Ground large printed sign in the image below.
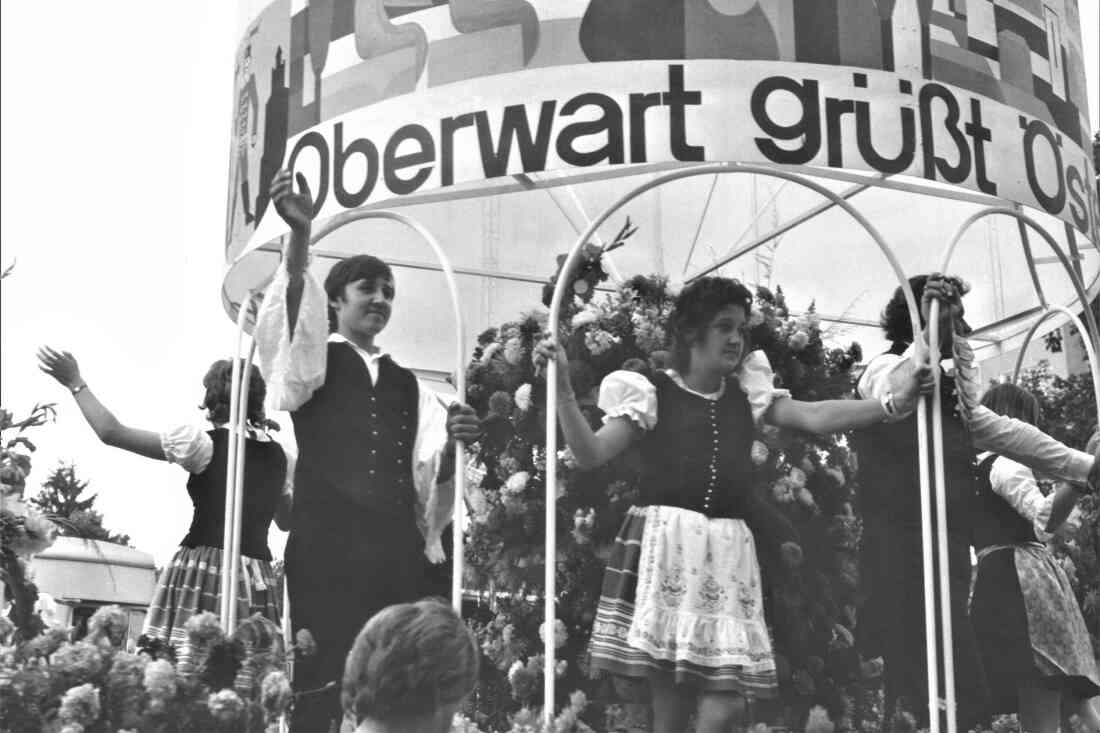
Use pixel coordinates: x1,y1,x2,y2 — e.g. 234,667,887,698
226,0,1098,262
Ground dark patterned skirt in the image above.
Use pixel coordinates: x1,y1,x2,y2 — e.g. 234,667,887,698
971,542,1100,711
587,505,777,696
143,545,279,664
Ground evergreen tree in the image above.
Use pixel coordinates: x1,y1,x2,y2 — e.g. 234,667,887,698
30,462,131,546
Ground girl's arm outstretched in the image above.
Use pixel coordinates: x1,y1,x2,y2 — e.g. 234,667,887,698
37,347,166,461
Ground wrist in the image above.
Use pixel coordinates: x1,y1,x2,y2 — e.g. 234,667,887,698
70,382,87,396
880,391,898,421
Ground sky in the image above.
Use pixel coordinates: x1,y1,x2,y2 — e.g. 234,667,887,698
1,2,1098,567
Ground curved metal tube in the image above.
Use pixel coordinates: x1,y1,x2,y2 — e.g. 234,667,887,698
307,208,468,611
544,162,935,729
1011,306,1100,417
939,207,1099,361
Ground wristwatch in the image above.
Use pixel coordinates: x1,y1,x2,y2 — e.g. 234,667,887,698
70,383,87,396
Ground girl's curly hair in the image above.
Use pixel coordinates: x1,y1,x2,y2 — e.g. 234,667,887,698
342,598,478,725
668,277,753,372
200,359,267,427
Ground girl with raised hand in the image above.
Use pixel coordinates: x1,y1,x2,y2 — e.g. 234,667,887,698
37,348,289,656
534,277,931,733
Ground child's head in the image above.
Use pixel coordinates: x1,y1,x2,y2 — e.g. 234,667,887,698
979,382,1041,428
342,598,478,732
324,255,394,334
200,359,266,426
668,277,753,374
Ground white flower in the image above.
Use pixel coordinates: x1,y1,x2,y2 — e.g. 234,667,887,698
555,659,568,677
513,383,532,412
788,330,810,351
539,619,568,649
584,329,620,356
750,441,769,466
479,342,502,364
788,467,807,489
570,307,599,328
503,471,530,495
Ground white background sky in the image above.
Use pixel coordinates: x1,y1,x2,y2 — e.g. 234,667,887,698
1,2,1098,567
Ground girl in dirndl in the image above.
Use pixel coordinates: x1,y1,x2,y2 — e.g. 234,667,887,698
970,383,1100,733
37,350,289,659
535,278,931,733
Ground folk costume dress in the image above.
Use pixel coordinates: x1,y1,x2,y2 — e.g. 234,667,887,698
254,264,455,731
143,423,286,662
970,453,1100,711
853,332,1094,727
587,351,796,698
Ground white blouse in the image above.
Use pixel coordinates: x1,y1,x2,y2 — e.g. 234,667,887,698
856,336,1092,484
252,264,455,563
159,423,278,475
596,350,792,429
978,452,1054,542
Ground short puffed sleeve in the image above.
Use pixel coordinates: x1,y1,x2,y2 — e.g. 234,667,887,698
597,370,658,430
738,350,792,424
160,424,214,474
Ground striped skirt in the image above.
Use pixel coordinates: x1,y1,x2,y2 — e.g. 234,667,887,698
588,505,777,696
143,545,280,662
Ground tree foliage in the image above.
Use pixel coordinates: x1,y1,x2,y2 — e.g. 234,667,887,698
31,463,131,546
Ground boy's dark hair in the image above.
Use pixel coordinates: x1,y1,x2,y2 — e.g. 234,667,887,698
669,277,754,372
342,598,479,724
980,382,1041,428
200,359,267,426
323,255,393,332
880,275,931,345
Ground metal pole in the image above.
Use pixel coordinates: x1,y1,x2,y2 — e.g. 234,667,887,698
227,342,256,633
220,299,252,629
545,162,930,730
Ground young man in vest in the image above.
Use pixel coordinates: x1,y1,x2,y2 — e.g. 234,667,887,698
255,170,482,732
853,274,1099,730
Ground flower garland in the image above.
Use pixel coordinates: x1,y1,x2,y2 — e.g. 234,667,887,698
0,608,292,732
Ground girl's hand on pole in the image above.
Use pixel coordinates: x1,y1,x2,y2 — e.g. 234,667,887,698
895,360,934,416
37,347,83,391
533,337,574,397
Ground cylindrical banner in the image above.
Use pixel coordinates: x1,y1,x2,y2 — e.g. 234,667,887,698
225,0,1097,268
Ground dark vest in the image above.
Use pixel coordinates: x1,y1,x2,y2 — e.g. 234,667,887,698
182,428,286,561
639,371,756,518
851,342,974,533
290,342,419,535
971,454,1039,550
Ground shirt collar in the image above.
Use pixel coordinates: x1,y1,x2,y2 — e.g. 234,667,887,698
665,369,726,400
328,332,389,360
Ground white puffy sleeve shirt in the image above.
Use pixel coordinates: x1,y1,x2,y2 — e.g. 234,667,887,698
856,337,1092,484
980,453,1055,542
596,350,791,428
253,263,453,562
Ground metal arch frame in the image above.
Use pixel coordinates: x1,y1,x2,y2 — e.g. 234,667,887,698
929,207,1100,731
221,209,470,648
934,206,1100,415
543,162,944,731
1011,307,1100,415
